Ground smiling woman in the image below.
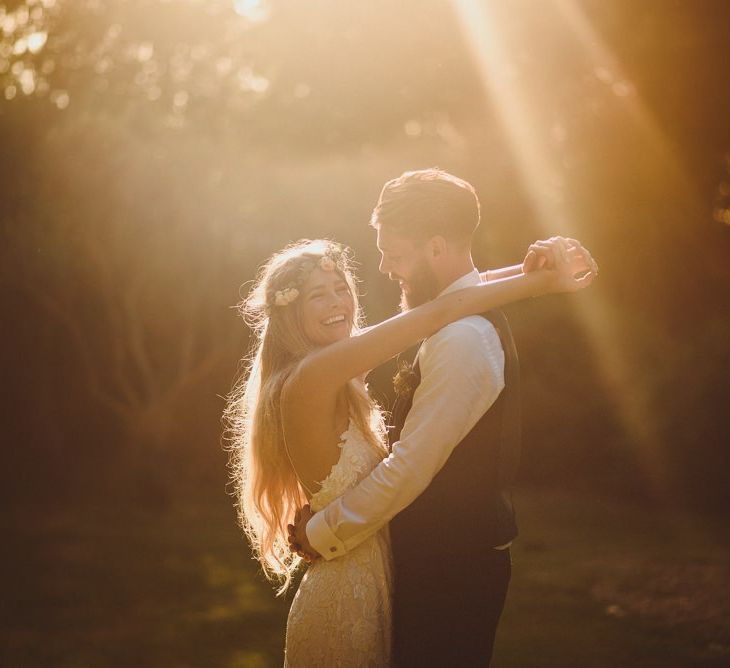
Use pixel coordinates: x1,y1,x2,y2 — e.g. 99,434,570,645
225,238,380,594
300,267,355,347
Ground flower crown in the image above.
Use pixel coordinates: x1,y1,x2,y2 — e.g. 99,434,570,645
269,249,346,309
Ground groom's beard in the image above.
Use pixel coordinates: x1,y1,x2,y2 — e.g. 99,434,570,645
399,259,439,312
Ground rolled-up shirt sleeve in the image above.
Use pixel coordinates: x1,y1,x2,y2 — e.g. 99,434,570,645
306,316,505,560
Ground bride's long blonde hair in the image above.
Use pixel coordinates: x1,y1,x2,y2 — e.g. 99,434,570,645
225,239,387,594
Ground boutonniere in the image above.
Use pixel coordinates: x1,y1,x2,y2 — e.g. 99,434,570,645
393,360,419,396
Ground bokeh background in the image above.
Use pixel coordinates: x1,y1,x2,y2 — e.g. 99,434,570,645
2,0,729,666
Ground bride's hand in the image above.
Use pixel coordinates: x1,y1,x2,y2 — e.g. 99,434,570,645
527,236,598,293
523,236,597,277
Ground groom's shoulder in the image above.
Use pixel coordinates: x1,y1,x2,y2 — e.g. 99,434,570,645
425,315,502,354
421,316,505,383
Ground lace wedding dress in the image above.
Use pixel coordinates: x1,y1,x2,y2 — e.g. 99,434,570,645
285,419,393,667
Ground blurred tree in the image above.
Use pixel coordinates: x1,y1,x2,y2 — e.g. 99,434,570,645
1,0,729,510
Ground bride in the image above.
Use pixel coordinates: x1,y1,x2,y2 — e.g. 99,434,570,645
226,237,595,666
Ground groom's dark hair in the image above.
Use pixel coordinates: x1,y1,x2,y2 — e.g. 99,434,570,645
370,168,480,244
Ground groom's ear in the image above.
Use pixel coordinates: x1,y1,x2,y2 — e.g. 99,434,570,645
428,235,448,259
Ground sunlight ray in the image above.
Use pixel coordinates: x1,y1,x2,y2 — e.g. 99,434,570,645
452,0,672,496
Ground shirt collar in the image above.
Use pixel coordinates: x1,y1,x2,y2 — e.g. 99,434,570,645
437,268,481,297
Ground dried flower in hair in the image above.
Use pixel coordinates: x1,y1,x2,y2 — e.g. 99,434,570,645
267,246,349,310
274,287,299,306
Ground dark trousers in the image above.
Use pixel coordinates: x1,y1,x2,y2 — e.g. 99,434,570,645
393,548,512,667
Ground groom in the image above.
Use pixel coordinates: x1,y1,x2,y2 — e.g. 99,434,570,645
292,169,543,665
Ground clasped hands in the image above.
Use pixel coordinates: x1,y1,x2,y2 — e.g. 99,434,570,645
523,236,598,287
286,236,598,563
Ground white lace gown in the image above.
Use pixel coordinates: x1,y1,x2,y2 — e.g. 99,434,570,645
285,419,393,667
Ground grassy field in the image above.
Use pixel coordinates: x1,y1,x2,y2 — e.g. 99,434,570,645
3,487,728,667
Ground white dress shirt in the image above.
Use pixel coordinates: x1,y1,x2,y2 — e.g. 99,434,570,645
306,269,506,560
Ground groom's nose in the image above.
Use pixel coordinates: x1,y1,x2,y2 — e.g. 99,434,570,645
378,255,390,275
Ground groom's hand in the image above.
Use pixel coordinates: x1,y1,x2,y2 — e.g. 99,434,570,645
287,504,321,563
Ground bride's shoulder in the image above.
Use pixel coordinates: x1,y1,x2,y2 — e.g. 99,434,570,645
280,363,302,399
281,356,319,395
280,364,339,434
283,356,346,422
